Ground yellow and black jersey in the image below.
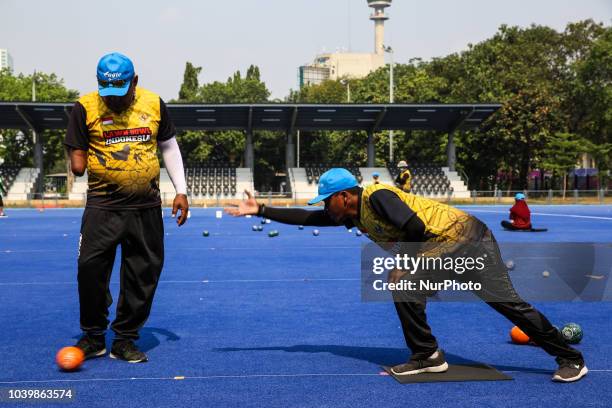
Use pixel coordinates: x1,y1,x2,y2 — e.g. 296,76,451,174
353,184,483,244
65,87,175,209
395,169,412,192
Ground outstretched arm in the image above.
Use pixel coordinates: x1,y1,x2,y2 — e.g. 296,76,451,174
225,191,339,227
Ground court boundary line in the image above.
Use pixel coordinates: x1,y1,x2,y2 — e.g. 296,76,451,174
0,278,361,286
0,246,360,254
1,370,611,385
0,373,382,384
467,209,612,221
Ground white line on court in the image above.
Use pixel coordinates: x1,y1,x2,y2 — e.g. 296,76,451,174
201,246,358,250
0,249,67,253
0,373,382,384
514,257,559,259
198,278,359,283
1,370,611,385
500,370,612,374
467,209,612,221
0,282,75,286
0,246,359,253
0,278,359,286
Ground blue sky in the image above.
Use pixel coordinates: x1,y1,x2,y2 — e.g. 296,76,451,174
1,0,610,100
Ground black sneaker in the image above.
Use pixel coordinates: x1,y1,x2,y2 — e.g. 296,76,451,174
110,340,148,363
391,349,449,376
552,359,588,382
75,335,106,359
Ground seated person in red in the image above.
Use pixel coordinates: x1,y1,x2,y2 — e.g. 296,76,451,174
501,193,531,230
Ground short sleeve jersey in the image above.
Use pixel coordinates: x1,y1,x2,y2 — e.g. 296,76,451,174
65,87,175,209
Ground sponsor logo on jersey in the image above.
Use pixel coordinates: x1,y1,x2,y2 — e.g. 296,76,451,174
101,117,114,126
102,127,152,146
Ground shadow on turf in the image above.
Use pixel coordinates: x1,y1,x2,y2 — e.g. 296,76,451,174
138,327,181,352
214,345,552,375
71,327,180,353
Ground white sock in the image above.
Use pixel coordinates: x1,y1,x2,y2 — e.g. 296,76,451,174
429,350,439,359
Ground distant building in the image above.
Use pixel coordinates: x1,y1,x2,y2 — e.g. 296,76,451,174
0,49,13,71
299,52,384,87
299,0,392,87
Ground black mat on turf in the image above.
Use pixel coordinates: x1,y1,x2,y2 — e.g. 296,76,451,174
382,363,513,383
503,228,548,232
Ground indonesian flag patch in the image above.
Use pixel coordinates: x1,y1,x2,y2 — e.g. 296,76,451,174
101,117,113,126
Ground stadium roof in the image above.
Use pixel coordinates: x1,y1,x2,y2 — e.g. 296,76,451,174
0,102,500,133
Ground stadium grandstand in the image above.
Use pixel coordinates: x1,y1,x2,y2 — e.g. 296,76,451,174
0,102,499,205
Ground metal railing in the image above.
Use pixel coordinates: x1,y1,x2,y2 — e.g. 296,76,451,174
3,188,610,208
469,189,610,204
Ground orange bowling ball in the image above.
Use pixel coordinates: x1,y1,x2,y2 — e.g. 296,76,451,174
510,326,530,344
56,346,84,371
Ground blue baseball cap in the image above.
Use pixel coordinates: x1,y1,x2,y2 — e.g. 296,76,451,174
308,168,359,205
372,172,380,178
515,193,525,200
96,52,134,97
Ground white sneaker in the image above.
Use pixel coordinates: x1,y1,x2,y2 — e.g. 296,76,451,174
552,360,588,382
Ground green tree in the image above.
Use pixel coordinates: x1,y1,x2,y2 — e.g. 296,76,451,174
175,64,270,165
199,66,270,103
429,22,608,189
178,62,202,101
491,87,564,189
294,80,346,103
541,133,593,197
174,64,282,189
567,24,611,145
0,69,78,172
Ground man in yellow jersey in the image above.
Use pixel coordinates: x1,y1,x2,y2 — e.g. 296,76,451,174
65,52,189,363
226,168,587,383
395,160,411,192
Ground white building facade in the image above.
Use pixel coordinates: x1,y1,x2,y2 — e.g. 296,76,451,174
0,49,14,71
299,0,391,87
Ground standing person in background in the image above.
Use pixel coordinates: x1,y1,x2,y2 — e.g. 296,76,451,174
395,160,412,193
65,52,189,363
501,193,531,230
372,172,380,184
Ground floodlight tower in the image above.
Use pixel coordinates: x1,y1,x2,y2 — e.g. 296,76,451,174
368,0,392,55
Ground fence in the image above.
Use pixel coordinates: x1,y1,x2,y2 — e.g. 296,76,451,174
468,189,610,205
5,188,611,208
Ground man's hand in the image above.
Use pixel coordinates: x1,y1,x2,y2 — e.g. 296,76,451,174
172,194,189,226
225,190,259,217
388,268,407,284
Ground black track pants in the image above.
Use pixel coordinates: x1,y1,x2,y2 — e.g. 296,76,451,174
393,228,583,363
77,206,164,340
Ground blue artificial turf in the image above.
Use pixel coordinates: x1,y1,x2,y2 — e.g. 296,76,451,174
0,205,610,407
